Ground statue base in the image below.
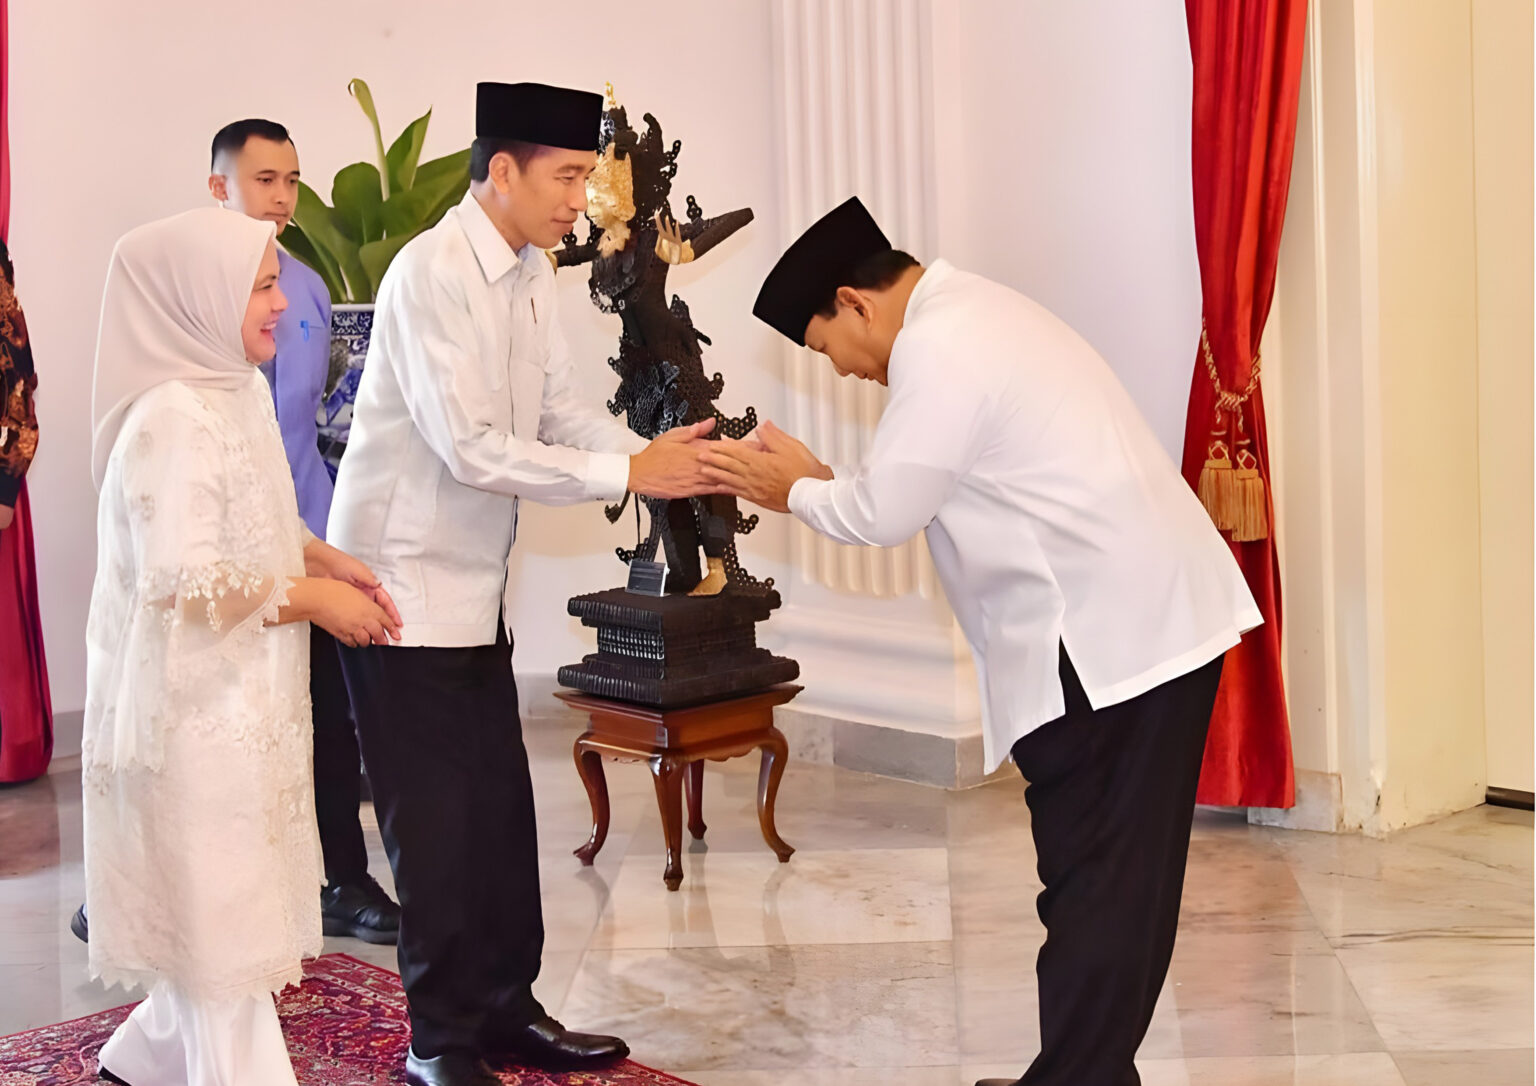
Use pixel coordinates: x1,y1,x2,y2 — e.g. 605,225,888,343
557,587,800,708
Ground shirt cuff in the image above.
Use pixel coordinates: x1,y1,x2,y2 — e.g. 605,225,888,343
788,475,835,521
586,452,633,503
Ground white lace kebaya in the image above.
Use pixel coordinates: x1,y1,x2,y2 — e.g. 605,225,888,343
82,208,322,1019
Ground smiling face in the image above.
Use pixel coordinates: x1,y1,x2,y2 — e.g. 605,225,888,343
241,240,287,364
489,146,599,251
211,136,302,231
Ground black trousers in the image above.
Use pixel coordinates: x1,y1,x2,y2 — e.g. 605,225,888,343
310,625,370,886
339,622,545,1058
1011,649,1223,1086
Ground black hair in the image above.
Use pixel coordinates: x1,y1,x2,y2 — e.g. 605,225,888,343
210,119,293,169
814,249,922,317
470,138,545,182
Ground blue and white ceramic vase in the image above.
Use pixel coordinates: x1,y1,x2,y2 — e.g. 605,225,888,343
317,303,374,479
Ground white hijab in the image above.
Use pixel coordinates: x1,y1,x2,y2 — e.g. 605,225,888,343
90,207,277,488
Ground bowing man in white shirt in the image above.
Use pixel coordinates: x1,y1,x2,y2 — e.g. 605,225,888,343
702,198,1263,1086
327,82,717,1086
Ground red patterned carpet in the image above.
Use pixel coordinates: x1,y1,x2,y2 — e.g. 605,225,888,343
0,954,694,1085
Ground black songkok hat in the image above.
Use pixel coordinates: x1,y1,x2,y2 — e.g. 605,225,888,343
753,197,892,346
475,82,603,151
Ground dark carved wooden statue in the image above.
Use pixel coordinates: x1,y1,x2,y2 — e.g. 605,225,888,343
556,85,766,597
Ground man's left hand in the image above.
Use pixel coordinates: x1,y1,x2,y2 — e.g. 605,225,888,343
700,421,832,514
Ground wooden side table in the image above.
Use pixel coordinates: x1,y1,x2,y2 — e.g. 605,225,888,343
555,684,802,890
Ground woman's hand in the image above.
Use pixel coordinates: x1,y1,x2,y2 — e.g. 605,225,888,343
306,579,402,648
303,538,403,630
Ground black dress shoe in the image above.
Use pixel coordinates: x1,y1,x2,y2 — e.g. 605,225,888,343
321,876,400,945
404,1047,501,1086
71,904,89,944
98,1066,131,1085
483,1015,629,1071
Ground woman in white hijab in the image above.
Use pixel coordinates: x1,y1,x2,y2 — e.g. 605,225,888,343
84,207,403,1086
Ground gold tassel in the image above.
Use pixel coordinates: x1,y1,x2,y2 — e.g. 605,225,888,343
1198,320,1270,542
1230,451,1270,542
1198,442,1237,530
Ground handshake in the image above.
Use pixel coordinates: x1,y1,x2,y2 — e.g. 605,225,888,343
625,418,833,513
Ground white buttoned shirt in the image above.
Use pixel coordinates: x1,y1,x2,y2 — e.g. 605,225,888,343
329,192,646,647
788,261,1262,771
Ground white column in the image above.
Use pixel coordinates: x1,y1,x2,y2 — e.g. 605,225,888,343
766,0,984,782
1262,0,1495,833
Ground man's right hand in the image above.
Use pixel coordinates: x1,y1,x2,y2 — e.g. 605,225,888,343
628,418,719,499
0,505,12,532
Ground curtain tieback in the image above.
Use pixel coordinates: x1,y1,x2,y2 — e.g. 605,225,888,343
1196,320,1269,542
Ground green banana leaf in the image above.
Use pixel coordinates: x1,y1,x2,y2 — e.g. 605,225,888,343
348,78,391,200
282,82,470,303
386,109,432,195
290,181,369,302
378,149,471,237
331,162,386,245
359,231,421,298
278,221,347,303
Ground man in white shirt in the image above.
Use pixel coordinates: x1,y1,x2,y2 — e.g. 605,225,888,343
329,82,715,1086
703,198,1263,1086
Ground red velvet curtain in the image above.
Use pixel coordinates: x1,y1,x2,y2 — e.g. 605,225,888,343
1181,0,1306,808
0,0,55,784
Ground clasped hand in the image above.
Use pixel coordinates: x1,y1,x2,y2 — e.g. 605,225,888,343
303,538,404,648
629,417,729,499
700,421,832,514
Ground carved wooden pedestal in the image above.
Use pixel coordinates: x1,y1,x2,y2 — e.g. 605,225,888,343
555,684,801,890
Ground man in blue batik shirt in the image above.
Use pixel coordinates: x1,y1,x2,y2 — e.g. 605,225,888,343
209,119,401,942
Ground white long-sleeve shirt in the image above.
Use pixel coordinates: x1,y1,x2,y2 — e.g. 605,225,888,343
329,192,646,647
788,260,1262,771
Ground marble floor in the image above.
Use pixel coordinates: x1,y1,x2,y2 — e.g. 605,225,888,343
1,716,1531,1086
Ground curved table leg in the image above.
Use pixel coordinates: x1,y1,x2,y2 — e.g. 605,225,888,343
651,754,687,890
685,760,708,840
757,727,795,863
573,737,610,866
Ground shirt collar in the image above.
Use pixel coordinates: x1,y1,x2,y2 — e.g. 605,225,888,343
887,259,953,383
904,258,951,318
455,190,538,285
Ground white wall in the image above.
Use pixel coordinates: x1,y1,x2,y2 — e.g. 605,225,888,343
10,0,788,714
1471,0,1535,795
1264,0,1531,832
1373,0,1489,826
931,0,1203,461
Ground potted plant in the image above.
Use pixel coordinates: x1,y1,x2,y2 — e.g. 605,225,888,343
281,78,470,473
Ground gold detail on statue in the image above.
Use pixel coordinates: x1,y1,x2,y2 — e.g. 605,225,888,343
586,142,636,257
654,211,695,265
688,556,728,597
1196,321,1268,542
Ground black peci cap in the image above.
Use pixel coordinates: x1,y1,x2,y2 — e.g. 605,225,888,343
753,197,892,346
476,81,603,151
